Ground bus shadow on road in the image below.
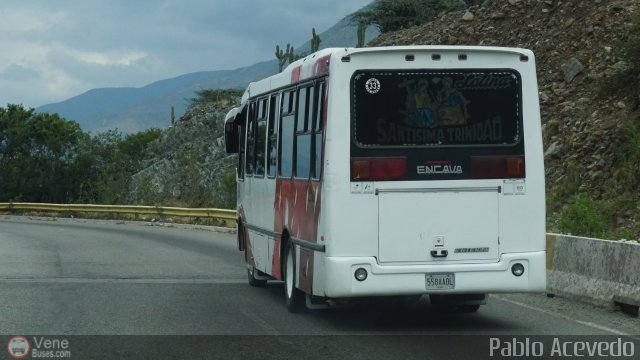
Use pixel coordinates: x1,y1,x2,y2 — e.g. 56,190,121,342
259,282,517,334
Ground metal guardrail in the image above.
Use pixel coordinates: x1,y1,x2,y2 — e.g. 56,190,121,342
0,202,236,223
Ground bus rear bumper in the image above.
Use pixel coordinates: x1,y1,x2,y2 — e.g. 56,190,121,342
322,251,546,298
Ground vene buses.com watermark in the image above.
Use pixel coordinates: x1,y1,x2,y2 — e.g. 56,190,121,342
7,336,72,359
489,337,635,358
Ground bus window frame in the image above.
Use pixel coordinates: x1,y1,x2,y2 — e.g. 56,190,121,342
254,97,269,178
294,84,314,180
266,93,280,179
245,101,257,177
278,89,297,179
311,80,325,181
349,68,524,150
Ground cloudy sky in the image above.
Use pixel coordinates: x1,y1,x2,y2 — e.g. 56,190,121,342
0,0,372,108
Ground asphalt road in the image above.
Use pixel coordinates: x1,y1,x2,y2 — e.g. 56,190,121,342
0,215,637,359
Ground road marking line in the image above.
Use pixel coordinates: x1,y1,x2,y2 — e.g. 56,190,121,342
0,278,246,284
493,295,640,340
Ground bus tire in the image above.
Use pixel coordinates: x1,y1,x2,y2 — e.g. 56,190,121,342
284,241,303,312
247,266,267,287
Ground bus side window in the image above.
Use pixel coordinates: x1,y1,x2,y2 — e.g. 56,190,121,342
267,94,279,178
254,98,268,177
279,90,296,178
295,86,312,179
312,81,325,180
245,101,257,176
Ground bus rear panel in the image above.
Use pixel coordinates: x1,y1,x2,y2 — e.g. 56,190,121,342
319,47,545,299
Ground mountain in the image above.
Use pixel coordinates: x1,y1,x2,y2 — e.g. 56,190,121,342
37,61,275,133
36,10,379,134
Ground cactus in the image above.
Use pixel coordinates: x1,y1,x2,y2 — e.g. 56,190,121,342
287,45,301,64
357,21,366,48
311,28,322,53
275,43,295,73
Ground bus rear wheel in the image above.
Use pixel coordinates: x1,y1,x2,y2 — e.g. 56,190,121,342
284,242,303,312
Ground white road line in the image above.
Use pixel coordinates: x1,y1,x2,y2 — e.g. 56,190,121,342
492,295,640,340
0,278,246,284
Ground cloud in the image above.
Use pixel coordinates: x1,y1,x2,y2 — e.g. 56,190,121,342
1,64,40,81
0,8,68,33
65,49,150,67
0,0,373,108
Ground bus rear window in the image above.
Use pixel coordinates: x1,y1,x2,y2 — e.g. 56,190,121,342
351,69,522,147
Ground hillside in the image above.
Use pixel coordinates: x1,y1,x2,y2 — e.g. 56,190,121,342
371,0,639,238
127,90,241,210
36,61,275,134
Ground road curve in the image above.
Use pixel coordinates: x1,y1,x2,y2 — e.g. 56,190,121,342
0,215,637,359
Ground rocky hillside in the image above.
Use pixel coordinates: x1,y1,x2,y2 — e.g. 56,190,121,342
128,93,240,210
370,0,640,238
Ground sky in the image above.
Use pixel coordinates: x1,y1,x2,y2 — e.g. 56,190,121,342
0,0,372,109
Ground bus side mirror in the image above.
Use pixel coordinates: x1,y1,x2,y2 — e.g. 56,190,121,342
224,105,245,154
224,122,239,154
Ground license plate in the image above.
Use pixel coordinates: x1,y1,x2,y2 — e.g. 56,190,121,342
425,273,455,290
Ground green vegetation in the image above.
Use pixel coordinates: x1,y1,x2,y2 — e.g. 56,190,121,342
311,28,321,53
547,115,640,240
0,89,239,211
357,21,367,48
0,104,162,204
128,88,241,210
275,43,296,73
545,16,640,241
83,128,163,204
275,28,323,73
188,88,243,107
547,121,640,240
0,105,87,203
553,192,637,240
558,193,610,238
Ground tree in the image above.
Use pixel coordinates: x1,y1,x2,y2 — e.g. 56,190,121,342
0,104,88,203
84,128,162,204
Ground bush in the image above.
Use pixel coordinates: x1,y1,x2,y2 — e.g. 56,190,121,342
558,193,610,238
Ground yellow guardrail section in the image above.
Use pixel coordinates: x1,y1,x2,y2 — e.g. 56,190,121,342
0,202,236,222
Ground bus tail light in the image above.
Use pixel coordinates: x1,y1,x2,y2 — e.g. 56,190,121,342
470,156,525,179
351,157,407,181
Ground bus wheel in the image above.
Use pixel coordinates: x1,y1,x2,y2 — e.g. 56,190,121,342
247,266,266,287
284,242,303,312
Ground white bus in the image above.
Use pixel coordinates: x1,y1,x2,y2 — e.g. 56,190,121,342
225,46,546,312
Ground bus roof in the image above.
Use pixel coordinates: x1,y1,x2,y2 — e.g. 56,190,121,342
241,45,534,102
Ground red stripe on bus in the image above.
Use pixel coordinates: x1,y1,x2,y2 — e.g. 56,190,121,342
291,65,301,83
